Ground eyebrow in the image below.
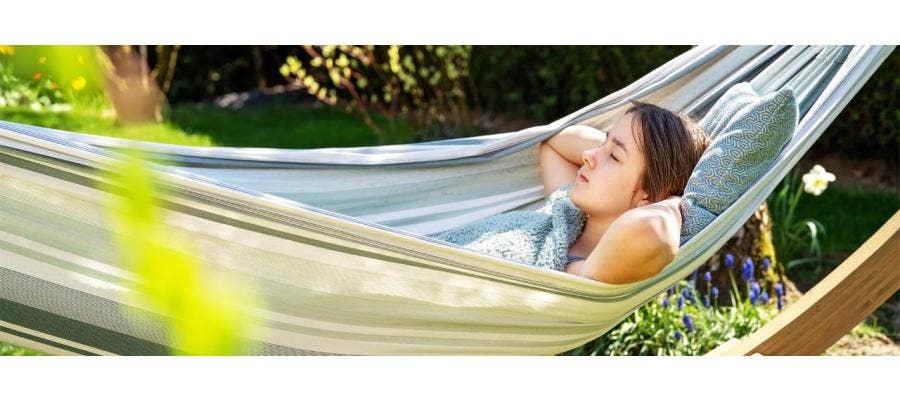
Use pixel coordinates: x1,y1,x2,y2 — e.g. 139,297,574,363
611,137,629,157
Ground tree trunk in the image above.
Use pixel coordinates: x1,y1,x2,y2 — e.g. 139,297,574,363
251,45,267,89
151,45,181,95
694,201,785,307
99,45,167,124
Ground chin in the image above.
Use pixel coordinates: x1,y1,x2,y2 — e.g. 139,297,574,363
568,190,586,210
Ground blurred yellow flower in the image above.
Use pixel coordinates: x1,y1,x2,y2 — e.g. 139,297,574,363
802,164,836,196
0,45,14,55
38,56,46,64
71,76,87,91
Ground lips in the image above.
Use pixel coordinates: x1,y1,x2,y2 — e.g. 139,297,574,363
577,170,589,183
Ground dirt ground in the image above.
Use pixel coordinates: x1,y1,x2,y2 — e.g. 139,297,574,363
825,329,900,356
795,150,899,191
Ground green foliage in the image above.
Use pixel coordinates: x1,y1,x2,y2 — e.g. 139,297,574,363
117,45,894,163
469,46,691,122
0,45,106,109
101,151,260,355
0,55,67,110
812,49,899,163
768,171,826,273
567,279,779,356
280,45,474,141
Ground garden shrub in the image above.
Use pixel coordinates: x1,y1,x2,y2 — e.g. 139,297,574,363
566,257,785,356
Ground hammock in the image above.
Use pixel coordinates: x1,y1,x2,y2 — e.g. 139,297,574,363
0,45,893,355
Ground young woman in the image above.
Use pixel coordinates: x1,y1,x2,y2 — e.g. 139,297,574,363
540,102,708,284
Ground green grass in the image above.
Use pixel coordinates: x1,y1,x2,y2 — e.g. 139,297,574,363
792,183,899,261
0,103,415,149
168,104,415,148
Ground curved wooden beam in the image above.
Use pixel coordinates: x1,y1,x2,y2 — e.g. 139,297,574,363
708,210,900,356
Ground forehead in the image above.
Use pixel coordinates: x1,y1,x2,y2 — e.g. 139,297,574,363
609,112,643,152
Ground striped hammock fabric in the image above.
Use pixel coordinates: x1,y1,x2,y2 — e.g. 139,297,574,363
0,45,893,355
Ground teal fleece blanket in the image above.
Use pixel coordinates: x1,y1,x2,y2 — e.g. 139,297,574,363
430,184,587,272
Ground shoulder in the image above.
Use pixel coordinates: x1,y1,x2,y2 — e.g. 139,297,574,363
578,199,682,283
619,203,680,241
614,199,682,256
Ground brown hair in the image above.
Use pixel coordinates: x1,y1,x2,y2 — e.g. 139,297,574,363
625,101,710,203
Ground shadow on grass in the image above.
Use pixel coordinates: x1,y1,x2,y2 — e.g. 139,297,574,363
167,103,416,149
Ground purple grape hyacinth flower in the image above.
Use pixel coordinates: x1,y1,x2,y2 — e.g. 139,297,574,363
677,296,685,310
662,296,670,308
749,290,758,306
760,291,769,304
703,271,712,283
777,298,784,310
682,314,695,333
711,286,719,299
674,331,682,340
775,283,784,298
724,253,734,269
762,257,771,272
682,288,696,305
750,282,761,296
702,295,710,308
742,258,755,281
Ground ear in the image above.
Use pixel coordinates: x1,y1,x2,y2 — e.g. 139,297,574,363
633,187,652,207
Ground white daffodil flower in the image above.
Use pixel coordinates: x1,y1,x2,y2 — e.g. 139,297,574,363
802,164,836,196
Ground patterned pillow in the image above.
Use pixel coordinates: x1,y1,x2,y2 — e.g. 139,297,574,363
680,82,798,245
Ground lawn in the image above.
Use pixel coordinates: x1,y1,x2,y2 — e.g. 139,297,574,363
0,102,415,149
794,183,899,257
784,182,899,290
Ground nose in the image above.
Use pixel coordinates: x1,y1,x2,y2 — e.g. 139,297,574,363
582,148,596,169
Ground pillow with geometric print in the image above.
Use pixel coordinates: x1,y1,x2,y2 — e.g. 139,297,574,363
680,82,798,245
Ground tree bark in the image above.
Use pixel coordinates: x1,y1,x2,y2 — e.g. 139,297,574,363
99,45,167,124
694,202,784,307
251,45,267,89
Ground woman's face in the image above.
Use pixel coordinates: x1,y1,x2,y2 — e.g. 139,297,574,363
569,112,651,217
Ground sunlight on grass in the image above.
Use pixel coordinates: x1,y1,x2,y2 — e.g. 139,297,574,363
1,103,415,149
0,106,214,146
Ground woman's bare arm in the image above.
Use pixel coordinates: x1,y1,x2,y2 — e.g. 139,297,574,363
546,124,608,164
539,124,607,195
566,197,683,284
